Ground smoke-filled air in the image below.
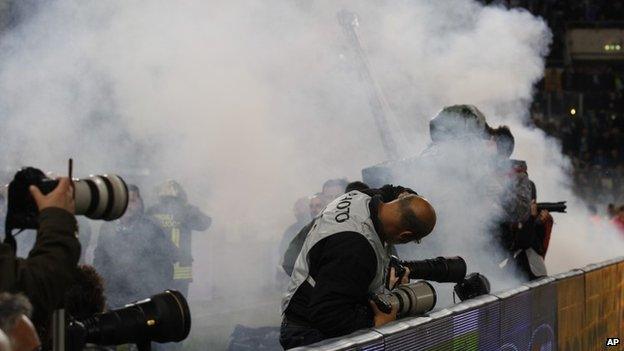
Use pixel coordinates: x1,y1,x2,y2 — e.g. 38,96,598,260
0,0,621,349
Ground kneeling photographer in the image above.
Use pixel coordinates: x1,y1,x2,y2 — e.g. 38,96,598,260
280,189,437,349
0,177,80,337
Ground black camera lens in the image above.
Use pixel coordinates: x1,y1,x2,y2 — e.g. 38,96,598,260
71,290,191,348
402,256,467,283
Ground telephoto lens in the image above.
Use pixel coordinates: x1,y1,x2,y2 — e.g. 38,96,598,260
401,256,467,283
372,281,436,318
37,174,129,221
68,290,191,350
70,174,128,220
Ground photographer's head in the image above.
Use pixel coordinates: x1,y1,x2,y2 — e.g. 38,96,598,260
64,265,106,319
0,293,40,351
379,195,436,244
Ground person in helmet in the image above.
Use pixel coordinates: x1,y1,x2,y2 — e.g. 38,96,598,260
147,180,212,298
428,104,490,143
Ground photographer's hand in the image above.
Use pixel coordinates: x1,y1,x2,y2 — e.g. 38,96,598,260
29,177,75,214
369,299,397,327
388,267,411,290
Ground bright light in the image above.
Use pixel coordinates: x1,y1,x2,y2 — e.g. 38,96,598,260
604,44,622,51
570,108,576,116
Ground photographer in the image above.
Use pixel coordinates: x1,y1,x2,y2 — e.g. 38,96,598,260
0,178,80,337
280,189,436,349
492,127,553,281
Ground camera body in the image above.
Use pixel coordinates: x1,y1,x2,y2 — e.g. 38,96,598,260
5,167,57,234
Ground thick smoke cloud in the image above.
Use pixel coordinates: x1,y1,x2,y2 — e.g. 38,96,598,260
0,0,621,348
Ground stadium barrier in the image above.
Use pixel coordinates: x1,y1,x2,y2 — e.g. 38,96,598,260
295,257,624,351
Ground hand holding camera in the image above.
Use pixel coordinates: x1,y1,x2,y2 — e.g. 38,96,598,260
29,177,75,214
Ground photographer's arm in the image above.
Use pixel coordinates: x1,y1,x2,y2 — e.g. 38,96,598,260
14,178,80,328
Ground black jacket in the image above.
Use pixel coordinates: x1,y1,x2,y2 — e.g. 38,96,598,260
284,196,386,338
0,208,80,334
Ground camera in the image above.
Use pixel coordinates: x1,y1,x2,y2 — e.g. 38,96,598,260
371,281,436,318
63,290,191,351
389,255,467,284
5,167,128,236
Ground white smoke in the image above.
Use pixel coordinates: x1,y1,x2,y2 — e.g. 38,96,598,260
0,0,621,349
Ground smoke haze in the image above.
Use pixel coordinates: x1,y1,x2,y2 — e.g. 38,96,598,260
0,0,621,348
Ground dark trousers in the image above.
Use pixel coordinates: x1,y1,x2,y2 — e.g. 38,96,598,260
279,318,325,350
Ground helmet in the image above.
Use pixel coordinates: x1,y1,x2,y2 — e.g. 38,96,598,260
429,104,489,142
156,180,188,202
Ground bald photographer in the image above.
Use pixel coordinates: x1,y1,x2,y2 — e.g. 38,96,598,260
280,188,436,349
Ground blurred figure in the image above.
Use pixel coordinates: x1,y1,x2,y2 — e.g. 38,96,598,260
147,180,211,298
491,125,553,281
308,193,325,218
588,204,602,225
320,178,349,203
0,293,40,351
276,197,311,287
94,185,177,308
278,197,310,264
